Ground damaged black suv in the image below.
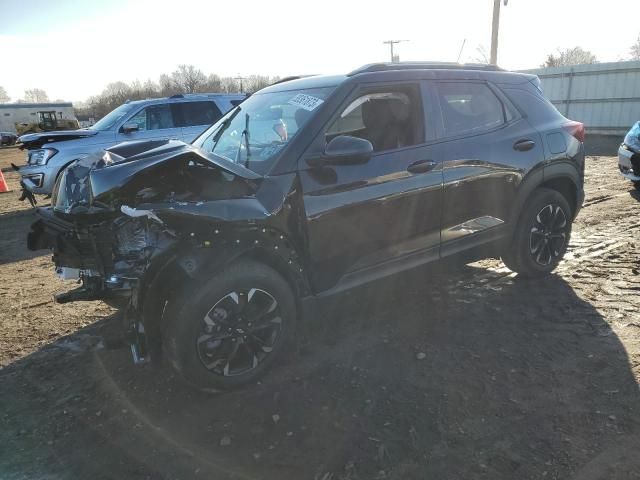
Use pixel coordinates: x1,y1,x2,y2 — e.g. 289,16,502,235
28,63,585,390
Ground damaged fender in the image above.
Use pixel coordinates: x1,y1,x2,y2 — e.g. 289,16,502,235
27,139,311,361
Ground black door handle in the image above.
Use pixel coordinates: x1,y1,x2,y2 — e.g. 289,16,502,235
514,139,535,152
407,160,437,174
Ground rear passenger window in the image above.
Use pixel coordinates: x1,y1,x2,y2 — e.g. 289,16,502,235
436,83,505,136
180,101,222,127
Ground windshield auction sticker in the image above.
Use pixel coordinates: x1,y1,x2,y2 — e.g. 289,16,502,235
288,94,324,111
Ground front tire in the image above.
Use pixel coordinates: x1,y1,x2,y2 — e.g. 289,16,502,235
502,188,572,277
163,259,296,391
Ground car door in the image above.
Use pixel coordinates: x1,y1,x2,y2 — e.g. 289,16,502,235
299,82,444,293
177,101,224,143
117,104,182,143
429,80,545,257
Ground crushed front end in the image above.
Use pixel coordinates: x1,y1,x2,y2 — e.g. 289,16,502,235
26,140,290,364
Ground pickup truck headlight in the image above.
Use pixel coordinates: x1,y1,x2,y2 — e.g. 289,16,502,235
28,148,58,166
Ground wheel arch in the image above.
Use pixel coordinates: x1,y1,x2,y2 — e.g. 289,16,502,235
538,175,578,218
510,163,581,223
138,225,310,360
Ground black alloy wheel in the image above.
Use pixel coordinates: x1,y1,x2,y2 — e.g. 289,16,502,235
196,288,283,377
529,204,569,267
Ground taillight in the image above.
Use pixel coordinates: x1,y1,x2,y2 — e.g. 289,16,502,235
564,121,585,143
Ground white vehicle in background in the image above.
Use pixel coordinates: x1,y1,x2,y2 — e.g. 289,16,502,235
15,93,246,196
618,121,640,190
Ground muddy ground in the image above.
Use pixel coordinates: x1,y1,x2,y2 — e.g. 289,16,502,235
1,148,639,480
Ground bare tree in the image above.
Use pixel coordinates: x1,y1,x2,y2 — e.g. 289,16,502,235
0,86,9,103
86,82,132,118
472,45,490,64
204,74,223,92
158,74,177,97
220,77,240,93
170,64,207,94
542,47,597,68
244,75,278,93
630,34,640,60
23,88,49,103
129,79,160,100
81,68,282,121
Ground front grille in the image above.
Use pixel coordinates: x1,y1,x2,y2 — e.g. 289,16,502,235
630,152,640,176
35,208,114,274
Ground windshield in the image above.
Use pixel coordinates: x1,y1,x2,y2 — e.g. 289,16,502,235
89,104,135,131
193,87,333,173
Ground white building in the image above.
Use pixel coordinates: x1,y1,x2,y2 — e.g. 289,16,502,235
0,102,76,133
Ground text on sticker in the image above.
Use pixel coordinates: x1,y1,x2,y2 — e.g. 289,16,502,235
288,94,324,111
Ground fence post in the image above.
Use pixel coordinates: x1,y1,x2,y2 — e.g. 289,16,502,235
565,67,575,118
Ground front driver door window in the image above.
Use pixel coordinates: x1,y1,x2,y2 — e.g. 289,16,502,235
299,83,444,291
119,104,181,142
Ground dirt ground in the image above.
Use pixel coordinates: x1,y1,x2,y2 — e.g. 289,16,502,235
1,147,639,480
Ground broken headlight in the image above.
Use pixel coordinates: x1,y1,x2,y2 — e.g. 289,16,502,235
51,165,93,214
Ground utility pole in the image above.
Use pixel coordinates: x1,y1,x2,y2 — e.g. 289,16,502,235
235,74,247,93
383,40,409,63
490,0,508,65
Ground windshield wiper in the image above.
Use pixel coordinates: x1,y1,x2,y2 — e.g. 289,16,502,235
235,113,251,169
211,108,240,152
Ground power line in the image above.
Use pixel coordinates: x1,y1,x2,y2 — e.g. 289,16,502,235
234,75,247,93
382,40,409,63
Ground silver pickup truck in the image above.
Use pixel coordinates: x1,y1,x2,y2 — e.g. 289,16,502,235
16,93,245,196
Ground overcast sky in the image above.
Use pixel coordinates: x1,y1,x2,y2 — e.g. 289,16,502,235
0,0,637,103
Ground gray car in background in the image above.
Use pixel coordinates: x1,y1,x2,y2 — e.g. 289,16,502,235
16,93,246,195
1,131,18,146
618,121,640,190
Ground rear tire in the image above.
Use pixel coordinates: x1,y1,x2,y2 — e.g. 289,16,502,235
162,259,296,391
633,181,640,191
501,188,572,277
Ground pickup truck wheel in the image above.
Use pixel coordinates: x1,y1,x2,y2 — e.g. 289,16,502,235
163,259,296,391
501,188,572,277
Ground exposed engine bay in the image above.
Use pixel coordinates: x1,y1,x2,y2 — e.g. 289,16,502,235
27,139,305,362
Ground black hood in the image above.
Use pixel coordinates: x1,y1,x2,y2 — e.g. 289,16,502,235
19,129,99,149
103,139,262,185
52,139,264,216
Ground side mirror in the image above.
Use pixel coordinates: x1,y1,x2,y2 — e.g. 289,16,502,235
121,122,140,134
315,135,373,166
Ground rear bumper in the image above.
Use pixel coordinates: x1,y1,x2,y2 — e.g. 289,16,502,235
618,144,640,182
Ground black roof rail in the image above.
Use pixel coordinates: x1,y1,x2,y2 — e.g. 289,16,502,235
269,75,316,86
347,62,503,76
169,94,184,99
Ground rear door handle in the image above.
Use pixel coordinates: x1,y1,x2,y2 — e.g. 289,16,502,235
513,139,535,152
407,160,437,174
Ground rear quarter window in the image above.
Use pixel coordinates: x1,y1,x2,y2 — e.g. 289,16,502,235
501,86,566,126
